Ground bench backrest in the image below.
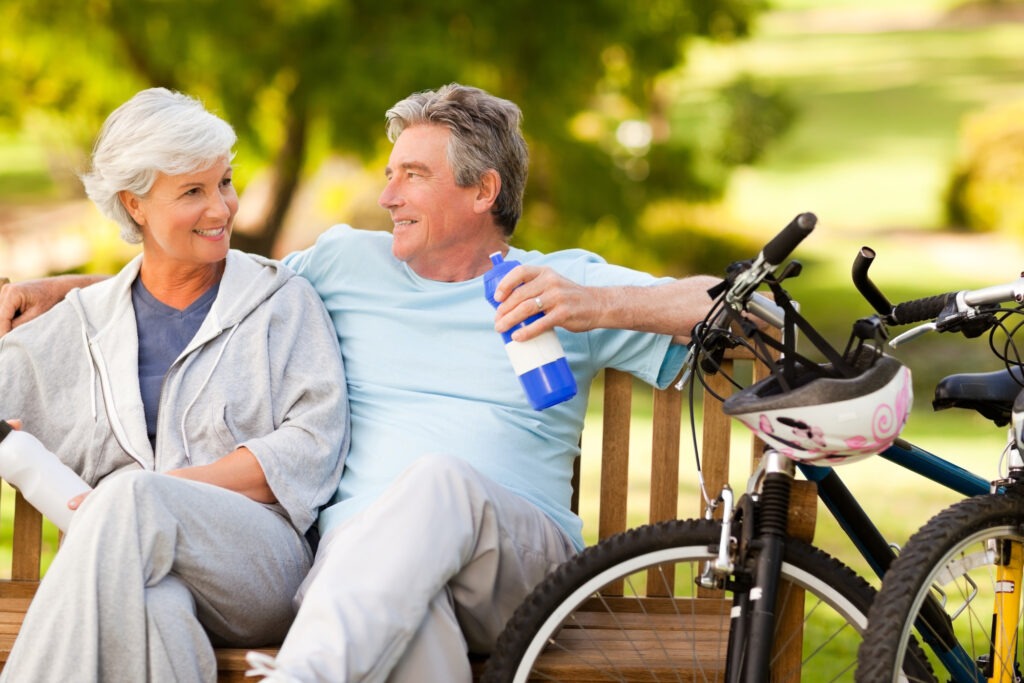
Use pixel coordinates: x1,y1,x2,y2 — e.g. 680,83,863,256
0,350,774,580
593,348,771,543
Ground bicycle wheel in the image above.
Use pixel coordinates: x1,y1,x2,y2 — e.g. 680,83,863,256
856,493,1024,682
483,518,876,682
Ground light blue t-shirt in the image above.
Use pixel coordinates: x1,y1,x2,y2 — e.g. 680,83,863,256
285,225,687,549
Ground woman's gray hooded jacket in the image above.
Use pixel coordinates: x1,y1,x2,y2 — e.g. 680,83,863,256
0,250,349,534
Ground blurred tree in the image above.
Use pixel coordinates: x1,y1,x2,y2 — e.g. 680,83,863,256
944,98,1024,237
0,0,774,264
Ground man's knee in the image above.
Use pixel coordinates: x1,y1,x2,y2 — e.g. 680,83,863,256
400,454,484,492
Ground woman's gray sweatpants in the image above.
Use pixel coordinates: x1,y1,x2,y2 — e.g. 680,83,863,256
269,454,577,683
0,470,312,683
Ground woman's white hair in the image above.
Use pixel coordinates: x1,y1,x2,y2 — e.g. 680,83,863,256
80,88,237,243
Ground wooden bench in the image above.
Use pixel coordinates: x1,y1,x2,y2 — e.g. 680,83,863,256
0,351,814,680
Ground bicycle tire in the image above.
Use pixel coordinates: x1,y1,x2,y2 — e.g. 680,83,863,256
856,493,1024,682
483,517,878,682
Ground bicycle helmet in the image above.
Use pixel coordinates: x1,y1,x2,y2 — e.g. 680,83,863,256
722,355,912,466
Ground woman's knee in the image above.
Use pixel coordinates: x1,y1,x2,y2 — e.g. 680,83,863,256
77,470,184,524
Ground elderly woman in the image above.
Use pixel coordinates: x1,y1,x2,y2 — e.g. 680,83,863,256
0,88,348,681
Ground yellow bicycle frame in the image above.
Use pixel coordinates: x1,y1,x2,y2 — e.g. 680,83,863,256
992,537,1024,683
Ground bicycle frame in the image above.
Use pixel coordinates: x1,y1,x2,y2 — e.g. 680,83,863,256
804,438,989,580
802,440,993,680
719,433,998,681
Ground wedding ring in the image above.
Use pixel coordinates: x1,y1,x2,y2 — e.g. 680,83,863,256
534,296,543,311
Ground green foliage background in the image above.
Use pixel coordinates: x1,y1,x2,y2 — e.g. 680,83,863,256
3,0,1024,408
0,0,790,275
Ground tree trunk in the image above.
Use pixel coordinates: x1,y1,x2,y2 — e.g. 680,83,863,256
232,94,309,256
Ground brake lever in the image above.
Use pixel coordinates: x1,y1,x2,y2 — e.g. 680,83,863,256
889,322,938,348
674,352,696,391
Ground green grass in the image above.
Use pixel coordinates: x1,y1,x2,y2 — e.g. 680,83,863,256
672,3,1024,234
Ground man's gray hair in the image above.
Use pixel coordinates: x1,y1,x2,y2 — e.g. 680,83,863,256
385,84,528,236
81,88,237,244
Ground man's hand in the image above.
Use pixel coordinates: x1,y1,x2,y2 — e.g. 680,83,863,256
0,274,103,336
0,278,56,335
492,265,605,342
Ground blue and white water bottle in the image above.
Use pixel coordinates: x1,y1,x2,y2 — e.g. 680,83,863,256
483,252,577,410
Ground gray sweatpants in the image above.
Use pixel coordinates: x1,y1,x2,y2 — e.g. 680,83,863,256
0,470,312,683
268,454,577,682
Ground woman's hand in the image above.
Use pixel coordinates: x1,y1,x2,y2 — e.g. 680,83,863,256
68,489,91,511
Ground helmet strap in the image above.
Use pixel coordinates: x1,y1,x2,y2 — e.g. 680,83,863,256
765,280,858,383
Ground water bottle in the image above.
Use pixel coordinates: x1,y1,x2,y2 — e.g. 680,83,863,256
483,252,577,410
0,420,92,532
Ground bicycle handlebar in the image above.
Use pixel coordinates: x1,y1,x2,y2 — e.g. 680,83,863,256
762,212,816,267
853,243,1024,347
887,276,1024,347
680,214,806,387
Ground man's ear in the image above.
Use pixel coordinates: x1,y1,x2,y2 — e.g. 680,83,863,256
474,169,501,214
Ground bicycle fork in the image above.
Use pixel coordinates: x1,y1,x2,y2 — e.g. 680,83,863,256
987,440,1024,683
717,448,796,683
989,537,1024,683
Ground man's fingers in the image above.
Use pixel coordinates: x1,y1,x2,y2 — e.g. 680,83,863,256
0,277,13,335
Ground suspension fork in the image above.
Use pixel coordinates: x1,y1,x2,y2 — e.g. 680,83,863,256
989,538,1024,683
742,449,796,683
989,445,1024,683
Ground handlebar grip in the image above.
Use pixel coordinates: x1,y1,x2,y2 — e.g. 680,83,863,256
890,292,957,325
762,212,817,267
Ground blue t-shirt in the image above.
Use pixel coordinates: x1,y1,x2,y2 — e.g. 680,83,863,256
285,225,686,549
132,277,219,443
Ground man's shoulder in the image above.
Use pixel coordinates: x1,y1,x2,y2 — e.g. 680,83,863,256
314,224,391,250
284,225,393,279
517,247,608,270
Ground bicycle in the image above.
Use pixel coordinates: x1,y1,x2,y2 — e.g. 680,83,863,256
481,212,1018,682
855,290,1024,679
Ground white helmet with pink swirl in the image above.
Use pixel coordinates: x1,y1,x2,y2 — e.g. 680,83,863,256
722,355,912,466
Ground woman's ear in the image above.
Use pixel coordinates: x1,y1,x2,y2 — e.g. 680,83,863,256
473,169,501,214
119,190,144,225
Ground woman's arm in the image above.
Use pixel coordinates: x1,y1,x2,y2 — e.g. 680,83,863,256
167,447,276,503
